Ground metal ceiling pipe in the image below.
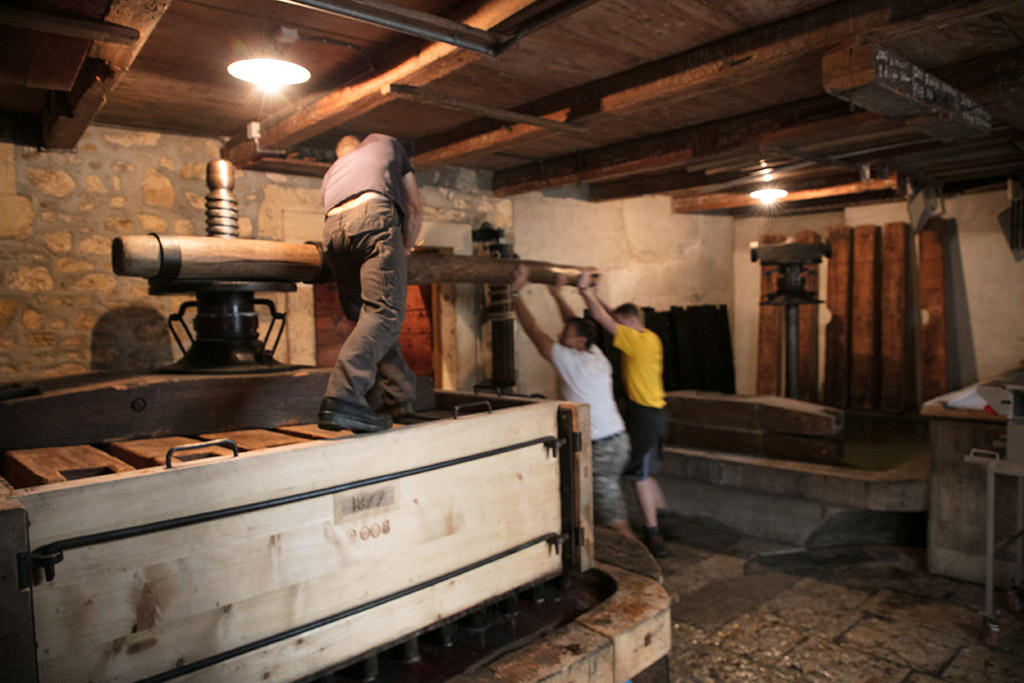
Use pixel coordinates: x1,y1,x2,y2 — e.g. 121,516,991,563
274,0,506,55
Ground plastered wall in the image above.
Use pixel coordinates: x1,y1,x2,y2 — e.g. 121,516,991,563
731,190,1023,396
509,193,734,399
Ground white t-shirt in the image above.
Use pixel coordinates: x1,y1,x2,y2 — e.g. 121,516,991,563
550,343,626,441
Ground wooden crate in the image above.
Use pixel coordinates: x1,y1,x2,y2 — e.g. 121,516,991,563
2,400,586,682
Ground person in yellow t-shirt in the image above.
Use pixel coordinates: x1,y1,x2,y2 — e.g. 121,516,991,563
578,271,670,558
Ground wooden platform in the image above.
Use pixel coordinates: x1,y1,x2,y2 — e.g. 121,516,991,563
0,392,601,682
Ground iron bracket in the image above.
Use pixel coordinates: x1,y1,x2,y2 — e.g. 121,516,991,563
17,547,64,588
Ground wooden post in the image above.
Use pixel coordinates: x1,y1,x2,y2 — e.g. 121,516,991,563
880,222,914,413
849,225,881,410
919,218,949,401
823,226,853,408
756,234,785,396
795,231,822,402
0,497,37,681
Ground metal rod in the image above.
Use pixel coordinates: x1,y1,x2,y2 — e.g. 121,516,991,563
986,463,995,620
274,0,505,55
784,303,799,399
1017,477,1023,586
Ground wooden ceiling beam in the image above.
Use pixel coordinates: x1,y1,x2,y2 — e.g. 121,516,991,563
823,43,991,140
414,0,1014,170
671,176,901,213
491,42,1022,198
220,0,538,168
381,84,587,134
42,0,171,149
589,164,857,202
489,98,888,196
0,6,140,45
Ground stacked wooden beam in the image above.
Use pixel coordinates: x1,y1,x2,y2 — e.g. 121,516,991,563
665,390,844,465
821,221,943,411
759,221,939,414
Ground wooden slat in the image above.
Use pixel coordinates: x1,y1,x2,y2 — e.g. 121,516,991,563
2,445,135,488
919,217,949,401
562,403,594,572
796,230,822,402
823,226,853,408
275,423,356,440
756,234,785,396
665,391,843,437
14,402,558,547
198,544,559,682
849,225,881,410
198,429,309,451
32,444,560,681
880,222,914,413
105,436,236,469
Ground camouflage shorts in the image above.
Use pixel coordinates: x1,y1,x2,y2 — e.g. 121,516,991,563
591,430,630,524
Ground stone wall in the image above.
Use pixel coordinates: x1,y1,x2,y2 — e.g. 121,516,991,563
0,126,512,386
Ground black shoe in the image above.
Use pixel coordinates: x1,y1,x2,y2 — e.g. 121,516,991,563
644,530,669,558
318,397,393,433
657,509,683,540
383,401,416,419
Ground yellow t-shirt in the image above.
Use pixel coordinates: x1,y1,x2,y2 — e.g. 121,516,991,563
613,325,666,409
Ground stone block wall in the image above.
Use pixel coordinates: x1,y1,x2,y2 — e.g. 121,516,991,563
0,126,511,387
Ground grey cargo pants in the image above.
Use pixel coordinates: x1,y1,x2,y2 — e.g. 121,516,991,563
322,196,415,413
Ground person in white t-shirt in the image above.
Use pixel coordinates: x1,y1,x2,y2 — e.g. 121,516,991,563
509,265,634,539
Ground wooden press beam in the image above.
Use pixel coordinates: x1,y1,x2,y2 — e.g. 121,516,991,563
42,0,171,149
111,234,594,286
220,0,539,168
0,6,140,45
421,0,1015,176
671,177,899,213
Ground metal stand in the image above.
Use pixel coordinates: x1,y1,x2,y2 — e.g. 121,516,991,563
969,376,1024,643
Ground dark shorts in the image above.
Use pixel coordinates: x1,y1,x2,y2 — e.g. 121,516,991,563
622,399,667,481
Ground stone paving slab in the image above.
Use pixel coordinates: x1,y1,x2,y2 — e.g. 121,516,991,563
775,636,911,682
839,614,964,674
659,532,1024,683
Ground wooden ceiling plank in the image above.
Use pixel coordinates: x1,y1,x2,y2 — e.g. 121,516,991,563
381,83,587,134
43,0,172,149
0,6,140,45
415,0,1009,170
671,176,900,212
490,99,882,196
220,0,539,168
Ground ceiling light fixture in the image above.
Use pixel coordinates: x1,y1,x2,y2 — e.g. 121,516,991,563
749,187,789,204
227,58,310,91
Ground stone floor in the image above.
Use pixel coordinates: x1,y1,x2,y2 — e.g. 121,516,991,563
656,520,1024,682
